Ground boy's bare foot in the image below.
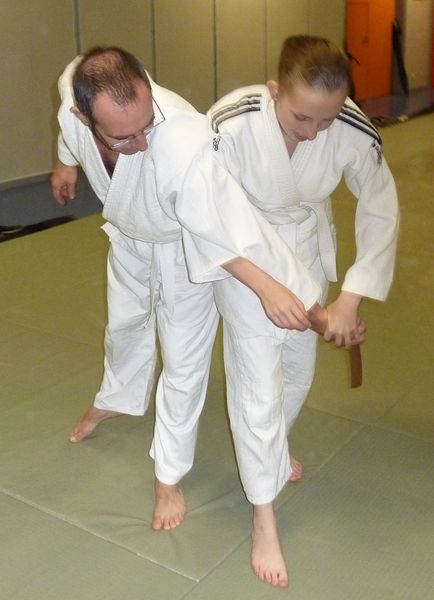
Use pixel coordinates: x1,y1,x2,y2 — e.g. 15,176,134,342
289,457,304,482
151,479,186,531
68,406,122,443
251,503,289,588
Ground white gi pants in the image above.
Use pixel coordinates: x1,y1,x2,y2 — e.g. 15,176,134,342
95,226,219,485
214,212,328,505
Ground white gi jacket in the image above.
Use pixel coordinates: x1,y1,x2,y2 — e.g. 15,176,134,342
208,85,399,301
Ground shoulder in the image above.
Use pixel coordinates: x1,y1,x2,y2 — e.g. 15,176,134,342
150,79,197,115
150,110,213,175
208,85,266,133
58,56,82,101
150,80,212,145
335,98,382,146
154,109,211,147
330,98,384,166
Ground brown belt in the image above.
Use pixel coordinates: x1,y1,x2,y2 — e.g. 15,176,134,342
310,309,363,388
348,344,362,388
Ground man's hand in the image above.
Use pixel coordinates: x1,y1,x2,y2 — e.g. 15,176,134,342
325,291,366,348
51,161,78,206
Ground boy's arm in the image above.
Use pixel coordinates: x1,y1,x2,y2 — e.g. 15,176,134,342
223,257,311,330
324,291,366,348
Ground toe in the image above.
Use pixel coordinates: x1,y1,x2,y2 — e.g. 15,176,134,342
151,516,163,531
68,430,80,443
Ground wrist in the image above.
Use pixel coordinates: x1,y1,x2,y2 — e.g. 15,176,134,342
223,257,276,299
338,291,362,309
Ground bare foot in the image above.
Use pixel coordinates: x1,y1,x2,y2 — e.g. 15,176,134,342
68,406,122,443
151,479,186,531
289,457,304,482
251,503,289,588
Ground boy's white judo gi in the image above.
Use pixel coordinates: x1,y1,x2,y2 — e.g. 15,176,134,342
208,85,399,504
56,62,323,485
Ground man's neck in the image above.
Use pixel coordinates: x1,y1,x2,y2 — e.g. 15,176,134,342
94,135,119,177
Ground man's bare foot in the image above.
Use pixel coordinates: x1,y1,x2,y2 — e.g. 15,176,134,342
251,503,289,588
289,457,304,482
68,406,122,443
151,479,186,531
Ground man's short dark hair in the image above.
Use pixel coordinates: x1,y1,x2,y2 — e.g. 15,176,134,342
73,46,151,125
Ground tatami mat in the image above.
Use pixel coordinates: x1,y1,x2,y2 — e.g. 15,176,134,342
1,114,433,599
185,427,434,600
1,494,195,600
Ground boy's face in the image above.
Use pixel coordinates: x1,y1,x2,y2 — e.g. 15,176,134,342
268,80,347,146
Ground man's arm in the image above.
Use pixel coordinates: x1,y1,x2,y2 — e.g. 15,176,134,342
51,160,78,206
52,59,85,207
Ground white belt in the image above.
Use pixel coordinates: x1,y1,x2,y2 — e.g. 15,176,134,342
148,242,179,322
102,223,180,324
257,203,337,282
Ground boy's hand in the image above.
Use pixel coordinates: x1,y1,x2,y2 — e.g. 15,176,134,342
325,291,366,348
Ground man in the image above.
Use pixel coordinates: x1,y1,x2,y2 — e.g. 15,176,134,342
51,47,325,532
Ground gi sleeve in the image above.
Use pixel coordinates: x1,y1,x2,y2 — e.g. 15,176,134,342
56,57,82,167
57,131,79,167
175,144,322,310
343,144,399,300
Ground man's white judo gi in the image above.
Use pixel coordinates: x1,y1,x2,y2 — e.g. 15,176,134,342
208,85,399,504
56,62,323,485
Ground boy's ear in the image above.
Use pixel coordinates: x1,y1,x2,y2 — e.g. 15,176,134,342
70,106,90,126
266,80,280,100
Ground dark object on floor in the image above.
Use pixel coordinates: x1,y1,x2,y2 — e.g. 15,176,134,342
0,216,76,242
392,20,409,96
360,86,434,128
371,103,434,128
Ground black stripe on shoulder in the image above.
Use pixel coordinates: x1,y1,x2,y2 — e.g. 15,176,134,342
337,103,382,145
211,94,261,132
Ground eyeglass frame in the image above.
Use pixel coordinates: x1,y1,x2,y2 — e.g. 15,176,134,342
92,97,166,150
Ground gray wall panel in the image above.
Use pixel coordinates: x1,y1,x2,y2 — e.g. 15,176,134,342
78,0,154,73
216,0,266,97
266,0,309,80
308,0,345,48
154,0,214,112
0,1,76,182
0,0,354,183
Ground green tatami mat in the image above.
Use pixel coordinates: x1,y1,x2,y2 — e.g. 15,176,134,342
0,215,107,311
0,352,362,581
0,330,102,413
0,493,195,600
182,426,434,600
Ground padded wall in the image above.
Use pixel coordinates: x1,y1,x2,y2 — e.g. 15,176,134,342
0,0,346,184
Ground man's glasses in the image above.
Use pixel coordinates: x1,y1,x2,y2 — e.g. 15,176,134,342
96,97,165,150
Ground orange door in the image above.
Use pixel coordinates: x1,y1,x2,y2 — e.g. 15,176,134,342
346,0,396,101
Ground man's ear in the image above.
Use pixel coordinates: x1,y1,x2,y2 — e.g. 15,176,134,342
266,80,280,100
70,106,90,126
